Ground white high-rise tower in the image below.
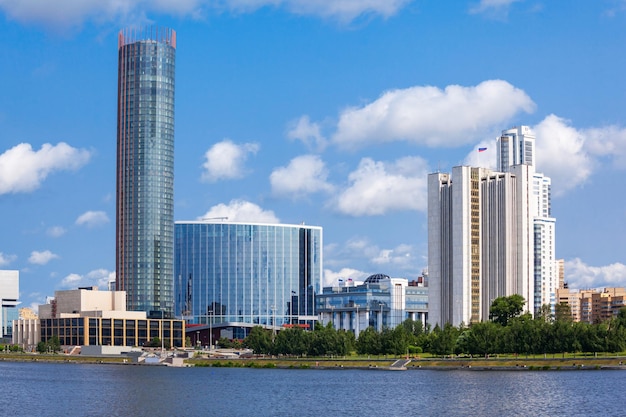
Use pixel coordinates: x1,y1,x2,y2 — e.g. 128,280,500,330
498,126,557,315
427,165,534,327
427,125,557,326
497,126,535,172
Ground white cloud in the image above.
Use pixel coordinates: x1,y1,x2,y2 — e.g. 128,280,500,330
584,125,626,169
201,139,259,182
332,156,429,216
0,142,91,195
46,226,66,237
287,116,327,151
463,140,497,169
0,252,17,266
270,155,334,198
60,268,114,289
75,211,110,228
565,258,626,290
323,267,370,287
0,0,408,28
460,115,626,197
469,0,523,17
331,80,535,150
371,243,414,269
28,250,60,265
325,237,421,277
198,199,280,223
533,115,593,196
222,0,411,21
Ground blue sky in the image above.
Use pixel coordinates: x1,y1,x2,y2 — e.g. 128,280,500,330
2,0,626,311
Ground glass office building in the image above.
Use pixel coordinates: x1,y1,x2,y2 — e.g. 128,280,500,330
174,222,322,334
317,274,428,338
116,27,176,318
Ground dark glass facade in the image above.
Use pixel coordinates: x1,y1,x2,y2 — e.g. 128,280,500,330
116,28,176,317
40,317,184,348
174,222,322,329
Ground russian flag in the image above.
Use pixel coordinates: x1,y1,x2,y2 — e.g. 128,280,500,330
478,147,487,152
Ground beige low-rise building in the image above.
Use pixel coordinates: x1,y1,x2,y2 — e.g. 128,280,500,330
13,287,185,350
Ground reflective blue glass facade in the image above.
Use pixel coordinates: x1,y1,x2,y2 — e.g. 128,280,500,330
116,28,176,317
174,222,322,329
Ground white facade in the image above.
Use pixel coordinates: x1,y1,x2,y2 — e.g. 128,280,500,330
428,165,534,327
38,287,135,319
498,126,558,316
12,319,40,351
531,172,557,314
497,125,535,171
0,270,19,338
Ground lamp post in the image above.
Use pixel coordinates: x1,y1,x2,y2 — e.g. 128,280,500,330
160,309,164,356
355,305,359,337
379,302,384,332
208,308,213,351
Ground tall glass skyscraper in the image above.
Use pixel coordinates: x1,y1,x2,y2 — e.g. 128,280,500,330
116,27,176,318
174,221,322,336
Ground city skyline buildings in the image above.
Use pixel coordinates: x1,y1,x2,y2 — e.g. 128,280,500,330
116,27,176,318
2,3,626,313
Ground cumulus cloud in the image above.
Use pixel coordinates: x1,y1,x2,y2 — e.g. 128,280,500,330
460,115,626,197
198,199,280,223
201,139,259,182
325,237,420,278
331,80,535,150
0,142,91,195
46,226,66,237
270,155,334,198
75,211,110,228
0,252,17,266
61,269,115,289
533,115,594,196
287,115,327,151
565,258,626,289
371,243,414,269
28,250,60,265
332,156,429,216
463,140,497,169
0,0,408,28
584,125,626,169
323,267,370,287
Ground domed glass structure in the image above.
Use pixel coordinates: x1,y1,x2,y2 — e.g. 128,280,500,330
364,274,390,284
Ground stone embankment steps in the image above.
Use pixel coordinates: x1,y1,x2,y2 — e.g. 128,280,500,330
389,359,411,370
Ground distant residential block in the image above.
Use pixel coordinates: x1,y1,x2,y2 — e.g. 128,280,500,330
557,287,626,324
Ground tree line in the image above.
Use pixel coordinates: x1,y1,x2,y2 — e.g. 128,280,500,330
242,295,626,357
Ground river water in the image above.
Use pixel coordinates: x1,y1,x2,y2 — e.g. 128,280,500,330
1,361,623,416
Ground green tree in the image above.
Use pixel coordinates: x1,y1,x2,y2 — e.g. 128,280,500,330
536,304,554,323
272,327,310,356
244,326,273,355
463,321,500,357
489,295,526,326
356,326,381,355
48,335,61,353
428,323,458,356
555,303,573,323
